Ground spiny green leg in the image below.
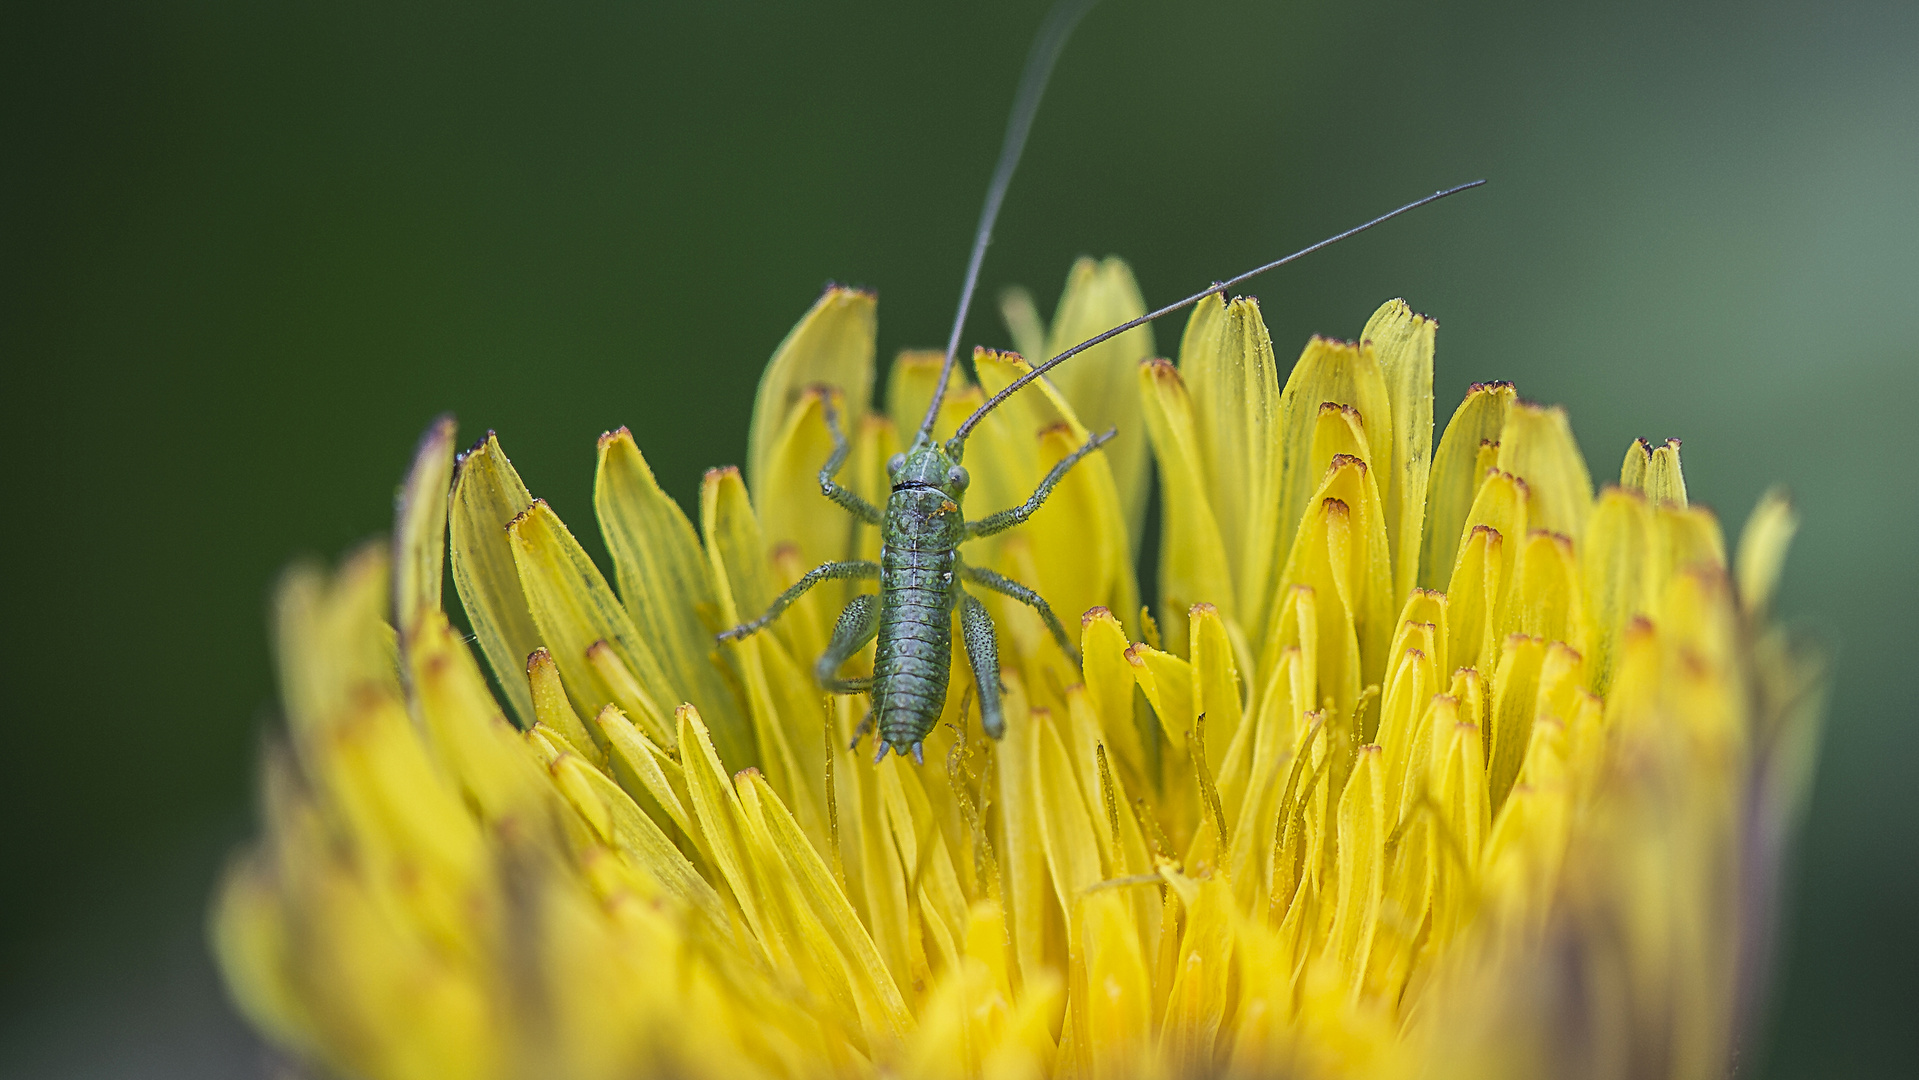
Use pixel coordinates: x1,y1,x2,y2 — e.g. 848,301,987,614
959,591,1006,740
716,560,879,642
816,594,879,693
965,426,1117,539
961,563,1079,666
818,392,883,525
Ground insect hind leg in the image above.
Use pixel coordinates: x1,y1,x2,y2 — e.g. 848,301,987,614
959,591,1007,739
816,594,881,692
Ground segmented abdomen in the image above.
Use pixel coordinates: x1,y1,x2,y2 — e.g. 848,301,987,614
873,541,955,751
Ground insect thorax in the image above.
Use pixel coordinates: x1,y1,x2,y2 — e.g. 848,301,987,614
883,435,971,541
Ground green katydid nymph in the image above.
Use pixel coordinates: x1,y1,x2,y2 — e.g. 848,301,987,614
718,0,1481,763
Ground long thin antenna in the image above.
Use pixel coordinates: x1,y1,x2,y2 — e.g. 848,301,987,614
951,179,1487,442
919,0,1101,440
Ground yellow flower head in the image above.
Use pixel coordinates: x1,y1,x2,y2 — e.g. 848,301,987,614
213,269,1823,1080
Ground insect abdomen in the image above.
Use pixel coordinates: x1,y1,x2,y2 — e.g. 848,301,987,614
873,510,958,753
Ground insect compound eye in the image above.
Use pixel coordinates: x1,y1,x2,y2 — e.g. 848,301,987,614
947,466,970,490
886,453,906,477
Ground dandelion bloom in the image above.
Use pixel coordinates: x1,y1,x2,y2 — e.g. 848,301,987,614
213,266,1823,1079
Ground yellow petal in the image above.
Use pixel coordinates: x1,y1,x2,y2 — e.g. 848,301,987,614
1226,646,1308,914
1227,914,1302,1074
508,499,675,746
1420,381,1516,591
1655,503,1729,582
1362,300,1438,603
1486,635,1548,814
886,349,968,444
294,848,499,1080
841,706,915,996
1000,285,1047,364
448,433,542,726
1453,468,1529,592
1735,486,1798,615
1127,642,1195,754
986,970,1064,1080
876,759,971,971
1503,529,1589,660
393,414,456,642
1257,585,1322,735
1387,588,1450,684
526,646,601,762
698,469,779,636
992,672,1057,989
594,427,751,760
1273,335,1394,592
1581,487,1655,693
972,349,1139,640
547,749,728,929
1032,708,1106,912
1076,699,1160,948
676,704,780,958
1181,294,1284,637
1081,607,1150,782
1534,641,1585,741
1374,641,1438,818
1072,889,1160,1080
1138,358,1234,654
1040,256,1156,550
210,854,315,1061
1188,603,1245,774
1495,402,1594,541
740,769,913,1046
701,466,816,788
408,613,553,824
758,386,865,583
1326,744,1386,999
747,286,876,492
274,545,400,746
1445,525,1504,678
1273,455,1395,712
1445,469,1529,674
1019,424,1122,639
1429,718,1488,947
1160,875,1234,1072
1620,436,1688,507
594,704,704,857
322,695,488,958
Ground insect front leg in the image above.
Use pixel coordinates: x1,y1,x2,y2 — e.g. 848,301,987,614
817,391,884,525
964,426,1116,538
960,563,1079,666
958,591,1006,740
717,559,879,642
816,594,880,692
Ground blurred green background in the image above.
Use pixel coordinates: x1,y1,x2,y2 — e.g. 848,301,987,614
4,0,1914,1075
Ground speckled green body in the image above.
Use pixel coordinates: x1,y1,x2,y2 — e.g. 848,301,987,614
872,445,968,754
